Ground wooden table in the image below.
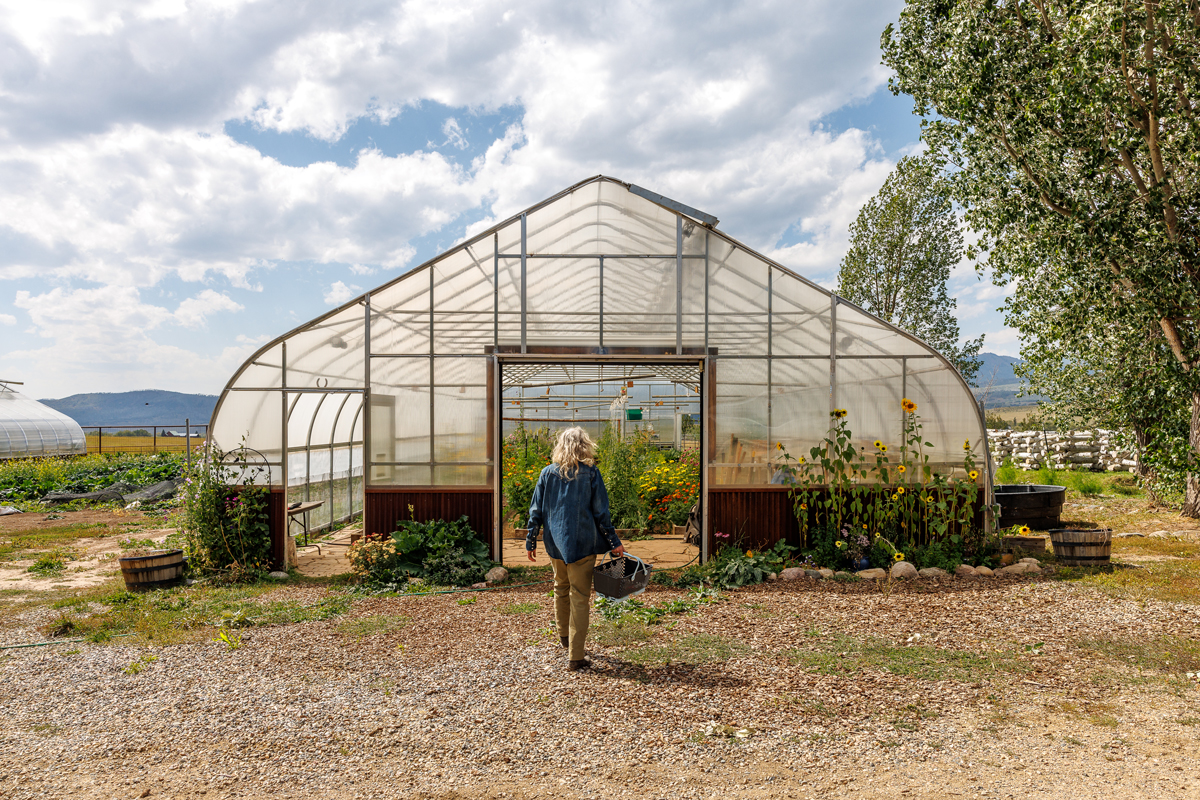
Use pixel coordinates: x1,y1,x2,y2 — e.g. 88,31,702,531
287,500,324,547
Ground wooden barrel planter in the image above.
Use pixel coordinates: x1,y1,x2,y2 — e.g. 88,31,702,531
995,484,1066,530
1050,528,1112,566
119,549,186,591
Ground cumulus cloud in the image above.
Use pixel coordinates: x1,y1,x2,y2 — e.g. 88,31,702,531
323,280,360,305
0,0,934,395
0,312,14,324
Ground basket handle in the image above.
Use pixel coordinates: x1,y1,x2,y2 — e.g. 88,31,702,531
605,551,649,577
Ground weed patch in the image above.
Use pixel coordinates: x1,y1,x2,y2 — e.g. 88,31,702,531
26,551,70,577
624,633,743,666
499,602,541,615
784,633,1023,683
590,617,653,648
1076,635,1200,673
337,614,408,639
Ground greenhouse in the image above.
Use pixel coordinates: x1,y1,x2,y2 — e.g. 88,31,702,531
0,381,87,459
208,176,989,567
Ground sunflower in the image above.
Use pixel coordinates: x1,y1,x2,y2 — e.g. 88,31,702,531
891,493,898,501
969,470,979,480
901,398,917,413
832,408,848,419
893,552,904,562
963,439,972,451
873,440,883,449
924,495,933,503
897,465,906,474
775,442,784,451
880,444,888,453
1019,525,1031,535
897,486,905,495
862,523,868,529
799,503,808,510
836,540,846,549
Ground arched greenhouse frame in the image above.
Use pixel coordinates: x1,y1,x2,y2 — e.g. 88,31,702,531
209,176,990,568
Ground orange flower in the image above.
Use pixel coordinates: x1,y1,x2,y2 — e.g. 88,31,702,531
901,398,917,413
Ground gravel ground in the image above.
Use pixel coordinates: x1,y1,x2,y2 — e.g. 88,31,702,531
2,575,1199,799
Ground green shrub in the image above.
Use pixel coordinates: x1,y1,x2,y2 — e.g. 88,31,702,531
1033,464,1061,486
501,424,554,528
423,547,487,587
904,539,963,572
180,450,272,580
995,458,1018,484
710,541,796,588
0,452,185,502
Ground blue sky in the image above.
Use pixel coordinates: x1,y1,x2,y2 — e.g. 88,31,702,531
0,0,1015,399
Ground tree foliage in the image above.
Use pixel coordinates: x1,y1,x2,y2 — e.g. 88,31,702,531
883,0,1200,514
838,154,984,383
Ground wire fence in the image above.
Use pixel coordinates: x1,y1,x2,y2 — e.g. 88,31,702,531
82,423,209,455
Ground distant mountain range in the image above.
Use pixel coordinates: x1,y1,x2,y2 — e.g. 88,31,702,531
971,352,1043,408
39,390,218,427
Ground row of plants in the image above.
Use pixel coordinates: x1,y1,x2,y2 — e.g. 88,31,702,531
0,451,185,503
774,400,994,573
501,422,700,533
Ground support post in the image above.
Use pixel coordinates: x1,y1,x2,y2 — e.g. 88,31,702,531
363,294,372,487
676,215,683,355
829,295,838,417
520,213,527,354
598,255,605,349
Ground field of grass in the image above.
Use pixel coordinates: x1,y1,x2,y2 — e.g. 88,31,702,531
85,434,203,454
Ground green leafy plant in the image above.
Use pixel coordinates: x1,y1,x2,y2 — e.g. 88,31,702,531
349,511,491,587
501,424,554,528
995,458,1018,485
27,551,69,577
710,541,796,589
180,446,272,581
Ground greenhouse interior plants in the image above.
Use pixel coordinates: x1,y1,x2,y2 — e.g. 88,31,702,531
207,176,990,568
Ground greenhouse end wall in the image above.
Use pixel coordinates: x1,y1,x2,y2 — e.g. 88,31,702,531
208,176,990,566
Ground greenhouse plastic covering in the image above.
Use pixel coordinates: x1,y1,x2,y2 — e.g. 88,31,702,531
0,384,87,459
211,176,988,530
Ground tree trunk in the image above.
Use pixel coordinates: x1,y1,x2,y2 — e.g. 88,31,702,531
1184,390,1200,519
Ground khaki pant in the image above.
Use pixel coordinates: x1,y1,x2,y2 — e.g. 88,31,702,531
550,554,597,661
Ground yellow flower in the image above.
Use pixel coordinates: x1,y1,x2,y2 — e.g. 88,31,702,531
798,456,806,464
799,503,808,510
897,486,905,495
891,493,898,501
648,486,657,491
880,444,887,453
746,550,754,558
1019,525,1031,535
836,541,846,549
897,465,906,474
901,398,917,413
924,495,933,503
963,439,972,451
873,440,883,449
862,523,868,529
775,442,784,451
969,470,979,480
835,408,848,418
893,552,904,562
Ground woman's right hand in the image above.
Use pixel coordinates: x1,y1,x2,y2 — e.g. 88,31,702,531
611,545,626,557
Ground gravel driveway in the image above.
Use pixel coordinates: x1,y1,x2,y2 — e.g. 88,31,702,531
2,576,1198,799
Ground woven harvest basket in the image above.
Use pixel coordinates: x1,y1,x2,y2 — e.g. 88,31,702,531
593,554,651,600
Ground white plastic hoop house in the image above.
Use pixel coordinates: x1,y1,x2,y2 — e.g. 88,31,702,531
0,384,87,459
209,176,988,565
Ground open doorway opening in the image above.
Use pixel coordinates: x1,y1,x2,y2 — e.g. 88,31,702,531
497,361,702,568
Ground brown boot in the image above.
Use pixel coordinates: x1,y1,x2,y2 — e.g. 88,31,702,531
567,658,591,671
560,635,569,649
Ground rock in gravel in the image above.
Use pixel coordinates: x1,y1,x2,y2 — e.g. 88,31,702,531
1019,557,1041,566
804,569,824,580
833,571,854,580
485,566,509,584
955,564,978,577
268,571,289,580
779,567,805,581
918,567,949,578
470,582,489,589
998,562,1038,575
890,561,918,579
818,568,834,578
767,572,777,581
856,568,887,580
1114,532,1145,538
975,566,995,577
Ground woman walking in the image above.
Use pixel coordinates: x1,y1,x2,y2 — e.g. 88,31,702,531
526,426,624,671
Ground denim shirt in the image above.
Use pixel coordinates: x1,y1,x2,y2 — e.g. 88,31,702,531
526,463,621,565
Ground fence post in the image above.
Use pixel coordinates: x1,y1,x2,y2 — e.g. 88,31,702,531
153,426,157,454
186,418,191,472
98,427,102,455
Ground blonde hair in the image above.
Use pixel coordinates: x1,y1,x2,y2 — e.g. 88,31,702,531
552,426,596,480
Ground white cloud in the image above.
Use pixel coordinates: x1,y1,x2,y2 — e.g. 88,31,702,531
0,312,14,324
174,289,243,328
0,0,935,393
323,280,360,305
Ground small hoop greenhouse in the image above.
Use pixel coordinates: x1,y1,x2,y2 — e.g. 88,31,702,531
0,382,87,460
209,176,989,567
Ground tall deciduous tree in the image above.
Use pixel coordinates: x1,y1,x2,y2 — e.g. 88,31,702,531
884,0,1200,516
838,154,984,383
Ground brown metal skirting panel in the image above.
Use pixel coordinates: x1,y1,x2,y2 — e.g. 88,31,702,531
365,488,495,559
268,487,287,571
707,489,801,553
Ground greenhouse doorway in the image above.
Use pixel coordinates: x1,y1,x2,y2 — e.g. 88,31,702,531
495,357,705,569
